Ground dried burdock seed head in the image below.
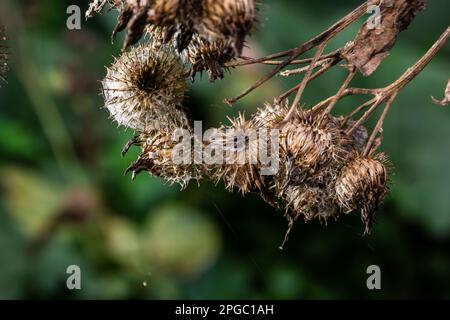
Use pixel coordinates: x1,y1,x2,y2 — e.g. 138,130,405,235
149,0,183,26
207,114,265,194
284,185,337,223
335,153,390,234
0,25,9,85
279,183,338,249
250,102,353,199
102,43,188,131
187,35,235,81
88,0,205,50
280,109,351,172
251,100,290,129
86,0,143,49
252,101,351,170
203,0,256,55
126,129,201,188
149,0,204,51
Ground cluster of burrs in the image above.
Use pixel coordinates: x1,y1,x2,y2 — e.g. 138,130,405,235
100,29,390,239
87,0,257,80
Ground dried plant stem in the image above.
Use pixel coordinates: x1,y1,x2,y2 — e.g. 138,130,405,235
278,58,333,77
325,67,357,113
228,49,341,67
346,98,383,135
345,97,378,120
277,58,339,102
311,88,378,112
384,26,450,93
279,42,329,127
364,92,398,156
224,0,371,105
347,25,450,136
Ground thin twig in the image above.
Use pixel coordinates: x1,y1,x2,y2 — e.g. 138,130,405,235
224,0,371,105
345,97,378,120
363,92,398,156
227,49,341,67
277,58,339,102
346,97,383,135
311,88,378,111
279,58,333,77
346,26,450,135
325,66,357,113
279,41,329,126
383,26,450,94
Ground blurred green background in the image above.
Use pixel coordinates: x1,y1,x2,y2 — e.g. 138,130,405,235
0,0,449,299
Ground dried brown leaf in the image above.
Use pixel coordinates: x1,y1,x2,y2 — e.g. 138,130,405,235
341,0,426,76
432,78,450,106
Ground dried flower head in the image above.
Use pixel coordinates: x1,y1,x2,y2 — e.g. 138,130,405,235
280,109,351,172
0,25,8,85
206,114,264,194
126,129,201,188
335,153,389,234
186,35,235,80
252,101,352,173
102,43,188,131
149,0,204,51
87,0,204,50
284,185,337,223
251,100,290,129
203,0,256,55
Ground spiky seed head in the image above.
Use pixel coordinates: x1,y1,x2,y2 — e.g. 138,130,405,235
203,0,256,54
88,0,204,50
280,110,351,171
252,103,352,172
149,0,204,50
150,0,182,26
251,100,290,129
0,26,9,85
335,153,389,233
249,102,354,200
147,0,205,51
102,43,188,131
126,129,201,188
284,185,337,222
205,114,268,194
187,35,235,80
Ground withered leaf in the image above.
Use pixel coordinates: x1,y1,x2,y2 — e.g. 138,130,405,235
341,0,426,76
432,78,450,106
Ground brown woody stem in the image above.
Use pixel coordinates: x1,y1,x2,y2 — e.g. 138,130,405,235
224,0,372,106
